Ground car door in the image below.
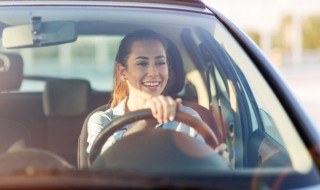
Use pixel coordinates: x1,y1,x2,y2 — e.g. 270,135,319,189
181,23,291,169
200,24,292,169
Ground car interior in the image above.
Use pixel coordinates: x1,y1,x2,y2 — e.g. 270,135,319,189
0,52,107,166
0,34,293,172
0,5,313,183
0,38,226,169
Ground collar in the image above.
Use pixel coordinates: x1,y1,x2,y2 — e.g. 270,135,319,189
112,97,127,116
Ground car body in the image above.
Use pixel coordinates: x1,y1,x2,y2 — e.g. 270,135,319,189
0,0,320,189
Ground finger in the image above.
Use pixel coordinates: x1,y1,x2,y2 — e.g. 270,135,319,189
175,98,182,111
167,98,177,121
144,99,157,120
222,151,230,164
216,143,227,151
222,151,229,160
162,96,177,122
157,96,171,123
215,143,228,152
151,97,164,123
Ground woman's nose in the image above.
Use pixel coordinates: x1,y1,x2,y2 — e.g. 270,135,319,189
147,64,159,76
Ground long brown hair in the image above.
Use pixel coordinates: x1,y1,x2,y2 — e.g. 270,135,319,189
110,29,169,108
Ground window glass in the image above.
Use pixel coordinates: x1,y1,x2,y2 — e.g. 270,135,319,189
0,4,314,174
2,36,122,91
210,22,312,172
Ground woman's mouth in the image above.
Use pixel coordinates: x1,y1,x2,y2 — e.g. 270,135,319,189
141,82,161,89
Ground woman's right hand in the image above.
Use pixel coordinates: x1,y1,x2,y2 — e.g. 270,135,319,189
143,95,181,124
124,96,181,136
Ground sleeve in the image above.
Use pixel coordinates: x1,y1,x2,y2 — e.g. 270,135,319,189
86,110,127,153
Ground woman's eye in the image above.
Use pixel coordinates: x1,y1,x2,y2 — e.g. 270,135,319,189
156,61,167,66
137,61,148,66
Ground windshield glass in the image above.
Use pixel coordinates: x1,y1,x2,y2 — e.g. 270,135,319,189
0,2,318,189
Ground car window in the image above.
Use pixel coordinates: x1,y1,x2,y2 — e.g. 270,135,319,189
2,36,123,92
208,22,312,171
0,2,319,189
0,3,311,171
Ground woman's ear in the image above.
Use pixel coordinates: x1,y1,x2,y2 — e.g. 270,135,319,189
117,63,127,81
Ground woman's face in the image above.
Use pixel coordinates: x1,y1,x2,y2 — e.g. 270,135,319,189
118,39,169,100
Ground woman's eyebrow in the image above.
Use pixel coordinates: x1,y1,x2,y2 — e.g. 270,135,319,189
135,56,148,60
135,55,166,60
155,55,166,59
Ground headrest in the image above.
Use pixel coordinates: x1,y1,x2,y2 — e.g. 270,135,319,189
0,53,23,91
43,79,91,117
165,40,185,95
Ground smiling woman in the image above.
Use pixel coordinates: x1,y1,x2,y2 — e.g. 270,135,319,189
112,29,170,108
86,29,220,157
0,0,319,189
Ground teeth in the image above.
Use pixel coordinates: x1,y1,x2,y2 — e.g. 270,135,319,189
143,82,160,87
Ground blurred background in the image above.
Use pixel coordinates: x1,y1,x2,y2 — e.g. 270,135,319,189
204,0,320,127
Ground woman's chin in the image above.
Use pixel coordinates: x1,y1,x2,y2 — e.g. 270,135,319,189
142,91,162,99
142,87,164,96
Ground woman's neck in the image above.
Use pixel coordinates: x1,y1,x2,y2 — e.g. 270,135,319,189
125,96,147,113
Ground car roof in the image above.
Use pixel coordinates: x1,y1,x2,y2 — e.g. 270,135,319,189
0,0,207,9
0,0,213,32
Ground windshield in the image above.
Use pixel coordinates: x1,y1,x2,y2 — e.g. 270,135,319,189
0,2,318,189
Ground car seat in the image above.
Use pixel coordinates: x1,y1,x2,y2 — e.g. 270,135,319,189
43,79,91,166
0,53,32,153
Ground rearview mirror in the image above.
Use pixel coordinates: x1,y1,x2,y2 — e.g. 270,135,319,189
2,18,77,48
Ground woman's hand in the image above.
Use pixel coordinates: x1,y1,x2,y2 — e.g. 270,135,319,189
215,143,230,166
124,95,181,137
144,95,181,124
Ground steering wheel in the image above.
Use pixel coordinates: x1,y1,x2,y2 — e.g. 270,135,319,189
89,109,220,165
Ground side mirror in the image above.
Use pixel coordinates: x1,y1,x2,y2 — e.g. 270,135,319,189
259,109,283,144
2,17,77,48
259,109,276,129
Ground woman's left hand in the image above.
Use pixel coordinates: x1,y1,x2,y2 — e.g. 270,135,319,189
215,143,230,165
143,95,181,124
